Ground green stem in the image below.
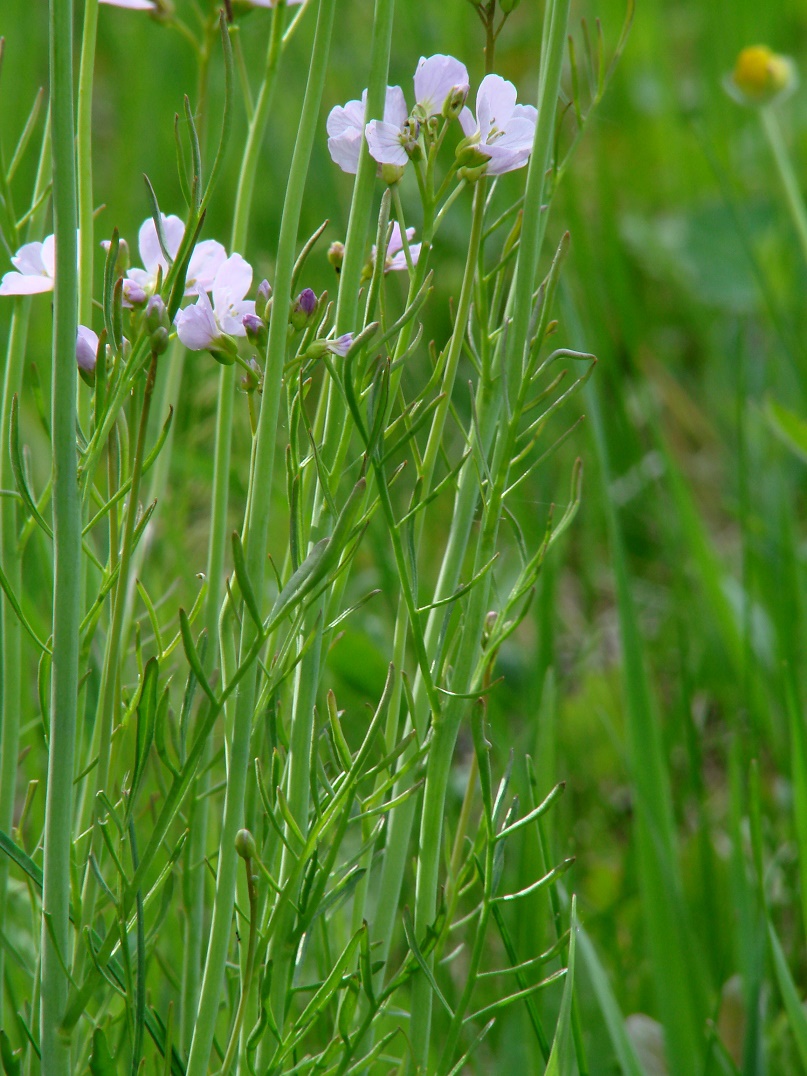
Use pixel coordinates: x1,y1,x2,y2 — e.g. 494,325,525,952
393,5,572,1065
73,351,160,990
77,0,97,329
180,8,290,1041
760,106,807,269
40,0,80,1067
0,123,51,1028
184,3,337,1071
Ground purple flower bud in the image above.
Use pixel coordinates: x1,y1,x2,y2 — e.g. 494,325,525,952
123,279,147,306
290,287,318,330
257,278,272,320
243,312,267,348
299,288,317,316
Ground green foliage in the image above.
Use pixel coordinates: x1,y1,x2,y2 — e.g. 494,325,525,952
1,0,807,1072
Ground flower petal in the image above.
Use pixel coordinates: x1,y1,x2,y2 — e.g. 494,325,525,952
383,85,409,128
414,54,469,116
328,130,363,174
138,213,184,272
0,271,54,295
365,120,409,166
76,326,99,372
213,252,253,308
187,239,227,293
477,74,518,140
327,99,365,138
12,240,48,277
458,106,477,140
99,0,157,9
219,299,255,337
176,291,219,351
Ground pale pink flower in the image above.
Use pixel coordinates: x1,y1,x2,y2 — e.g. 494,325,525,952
0,235,56,295
414,54,469,117
459,74,537,175
175,254,256,351
328,87,408,174
372,223,422,273
124,214,226,304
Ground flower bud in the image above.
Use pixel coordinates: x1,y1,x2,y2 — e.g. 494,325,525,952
257,278,272,320
499,0,520,13
235,828,257,860
100,236,130,280
305,333,353,360
145,294,169,334
444,85,469,120
290,287,318,330
123,279,148,307
240,356,263,394
328,241,345,274
150,326,170,357
76,326,98,386
727,45,796,106
243,312,268,349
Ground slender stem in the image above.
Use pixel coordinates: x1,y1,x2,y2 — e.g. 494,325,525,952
179,1,292,1046
75,351,160,977
40,0,80,1066
0,305,27,1029
0,124,51,1028
185,3,337,1071
77,0,98,329
219,853,259,1076
231,2,288,255
760,106,807,268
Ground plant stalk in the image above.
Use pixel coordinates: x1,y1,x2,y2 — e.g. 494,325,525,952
40,0,80,1066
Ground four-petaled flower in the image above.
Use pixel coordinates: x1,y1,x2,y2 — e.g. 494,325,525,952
373,223,422,273
327,87,408,174
413,54,469,118
0,235,57,295
175,254,256,352
124,214,226,304
459,74,537,175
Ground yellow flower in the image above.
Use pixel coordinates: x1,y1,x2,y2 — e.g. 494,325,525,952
727,45,796,106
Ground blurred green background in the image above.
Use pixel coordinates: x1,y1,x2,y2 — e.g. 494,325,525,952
3,0,807,1070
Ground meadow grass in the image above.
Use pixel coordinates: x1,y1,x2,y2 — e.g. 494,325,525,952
0,0,806,1072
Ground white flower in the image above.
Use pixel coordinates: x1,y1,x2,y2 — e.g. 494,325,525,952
175,254,256,352
99,0,157,9
459,74,537,175
414,54,469,117
328,87,408,174
373,223,422,273
0,235,56,295
124,214,226,304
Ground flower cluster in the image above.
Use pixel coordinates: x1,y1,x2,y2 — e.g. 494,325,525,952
327,54,537,178
0,208,355,380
